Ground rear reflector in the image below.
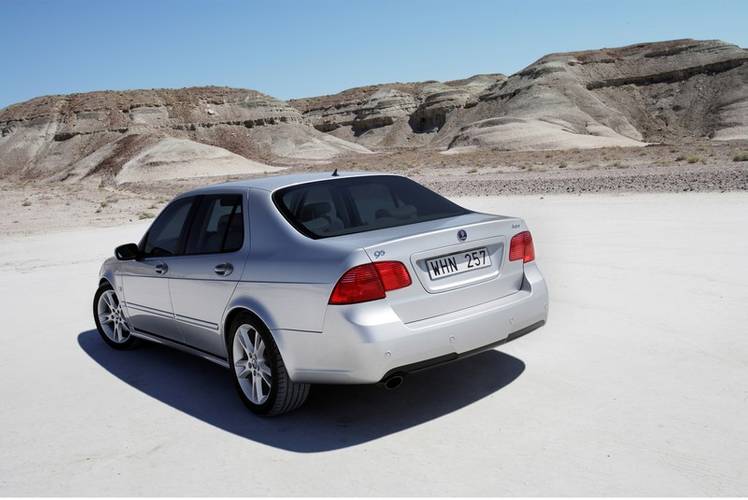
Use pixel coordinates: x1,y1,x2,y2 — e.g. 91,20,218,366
509,231,535,263
329,261,411,305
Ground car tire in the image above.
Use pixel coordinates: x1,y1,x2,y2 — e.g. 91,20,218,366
93,282,139,350
228,312,310,416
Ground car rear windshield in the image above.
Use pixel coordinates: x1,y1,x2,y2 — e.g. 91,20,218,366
273,175,470,238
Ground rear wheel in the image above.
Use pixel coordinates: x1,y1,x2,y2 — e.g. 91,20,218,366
228,313,309,416
93,283,138,350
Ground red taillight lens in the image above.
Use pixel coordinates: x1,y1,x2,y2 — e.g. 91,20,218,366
374,261,412,291
329,261,411,305
509,231,535,263
329,264,385,305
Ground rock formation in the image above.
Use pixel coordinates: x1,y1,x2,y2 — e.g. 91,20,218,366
446,39,748,151
289,75,505,148
1,39,746,183
0,87,369,182
292,39,748,152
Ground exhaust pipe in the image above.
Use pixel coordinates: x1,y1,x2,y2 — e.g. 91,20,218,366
382,374,404,390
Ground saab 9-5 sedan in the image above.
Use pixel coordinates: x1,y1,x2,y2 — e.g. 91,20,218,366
94,172,548,415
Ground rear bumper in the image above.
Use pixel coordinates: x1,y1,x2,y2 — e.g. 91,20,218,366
273,262,549,384
379,319,545,381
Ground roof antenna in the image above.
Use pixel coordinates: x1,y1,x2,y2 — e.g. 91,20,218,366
332,168,339,177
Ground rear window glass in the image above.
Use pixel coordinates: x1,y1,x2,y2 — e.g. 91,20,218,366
273,175,469,238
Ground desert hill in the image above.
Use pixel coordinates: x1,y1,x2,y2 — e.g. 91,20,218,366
445,39,748,151
0,87,368,183
292,39,747,152
289,74,506,149
0,39,746,185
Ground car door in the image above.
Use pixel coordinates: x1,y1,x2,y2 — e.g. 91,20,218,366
166,192,248,358
120,196,197,342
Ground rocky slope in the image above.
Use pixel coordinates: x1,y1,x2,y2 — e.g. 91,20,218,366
292,39,748,152
0,87,368,183
289,74,505,148
1,39,745,185
446,39,748,151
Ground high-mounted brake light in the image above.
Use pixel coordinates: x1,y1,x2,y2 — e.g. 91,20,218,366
509,231,535,263
329,261,411,305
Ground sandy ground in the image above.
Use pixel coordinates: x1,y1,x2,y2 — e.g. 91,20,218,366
0,192,747,495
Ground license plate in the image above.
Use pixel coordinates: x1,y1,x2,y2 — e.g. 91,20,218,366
426,247,491,280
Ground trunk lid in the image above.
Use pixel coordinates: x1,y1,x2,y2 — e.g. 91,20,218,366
358,212,526,323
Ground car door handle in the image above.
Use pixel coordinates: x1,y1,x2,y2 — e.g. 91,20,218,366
214,263,233,276
154,262,168,275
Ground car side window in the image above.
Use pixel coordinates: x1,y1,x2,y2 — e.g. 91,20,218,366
142,197,195,258
184,194,244,255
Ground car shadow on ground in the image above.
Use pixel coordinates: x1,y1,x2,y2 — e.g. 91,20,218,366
78,329,525,452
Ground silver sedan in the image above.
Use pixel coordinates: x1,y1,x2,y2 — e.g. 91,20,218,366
94,172,548,415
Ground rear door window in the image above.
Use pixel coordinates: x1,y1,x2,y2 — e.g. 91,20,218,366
184,194,244,255
274,176,469,238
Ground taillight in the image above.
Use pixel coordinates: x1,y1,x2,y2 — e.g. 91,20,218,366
373,261,412,291
509,231,535,263
329,261,411,305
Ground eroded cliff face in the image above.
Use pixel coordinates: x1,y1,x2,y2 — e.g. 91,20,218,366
446,39,748,151
289,75,505,148
292,39,748,152
0,87,368,182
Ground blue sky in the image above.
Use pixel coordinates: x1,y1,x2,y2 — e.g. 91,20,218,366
2,0,747,109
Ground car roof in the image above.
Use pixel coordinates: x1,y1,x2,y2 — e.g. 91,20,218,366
180,171,399,196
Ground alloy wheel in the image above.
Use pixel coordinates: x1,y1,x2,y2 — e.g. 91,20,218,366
97,289,131,343
232,324,273,405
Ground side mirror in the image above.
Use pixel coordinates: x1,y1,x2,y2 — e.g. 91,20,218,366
115,243,140,261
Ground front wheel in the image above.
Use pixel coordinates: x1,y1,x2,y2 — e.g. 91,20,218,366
93,283,138,350
228,313,309,416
